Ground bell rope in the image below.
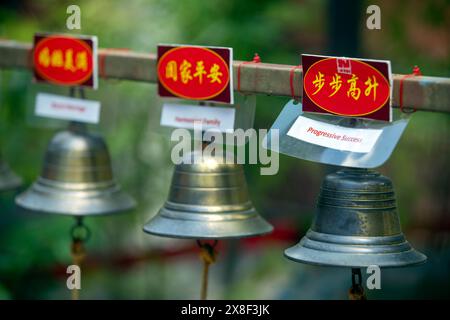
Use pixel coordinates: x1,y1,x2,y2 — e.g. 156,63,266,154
197,240,218,300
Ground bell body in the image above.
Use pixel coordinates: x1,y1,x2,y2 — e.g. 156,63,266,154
0,157,22,191
144,151,273,239
285,168,426,268
16,126,135,216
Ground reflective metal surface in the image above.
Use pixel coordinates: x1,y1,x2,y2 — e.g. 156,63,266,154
263,100,410,168
285,168,427,267
0,156,22,191
16,124,136,216
144,151,273,239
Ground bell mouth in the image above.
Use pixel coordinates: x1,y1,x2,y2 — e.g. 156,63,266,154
284,230,427,268
15,178,136,216
143,206,273,239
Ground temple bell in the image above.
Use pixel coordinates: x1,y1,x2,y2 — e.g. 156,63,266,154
144,150,273,239
16,123,136,216
285,168,427,268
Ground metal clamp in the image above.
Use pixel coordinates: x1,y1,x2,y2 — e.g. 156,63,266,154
197,240,218,258
70,217,91,243
349,268,366,300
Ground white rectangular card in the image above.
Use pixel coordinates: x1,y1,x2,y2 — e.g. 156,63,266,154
287,116,382,153
160,103,235,132
35,93,101,124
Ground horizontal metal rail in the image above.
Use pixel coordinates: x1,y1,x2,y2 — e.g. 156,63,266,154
0,39,449,113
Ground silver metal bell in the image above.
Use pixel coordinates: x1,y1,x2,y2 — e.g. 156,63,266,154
0,156,22,191
16,123,136,216
285,168,427,268
144,150,273,239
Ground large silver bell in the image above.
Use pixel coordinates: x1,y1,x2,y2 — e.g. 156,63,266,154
0,156,22,191
16,123,136,216
285,168,426,268
144,150,273,239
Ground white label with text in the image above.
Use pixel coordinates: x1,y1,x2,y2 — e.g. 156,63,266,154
287,116,382,153
161,103,235,132
35,93,100,123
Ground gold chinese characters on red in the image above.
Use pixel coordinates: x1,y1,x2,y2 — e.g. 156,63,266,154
302,54,391,121
157,45,233,104
33,33,98,88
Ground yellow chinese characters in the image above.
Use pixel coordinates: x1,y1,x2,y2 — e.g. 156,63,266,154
193,61,207,84
164,60,224,85
166,61,178,81
37,47,89,72
180,60,193,84
64,49,76,72
38,47,51,67
312,72,325,95
207,64,223,84
310,71,380,102
328,73,342,97
50,50,64,68
364,76,379,100
347,74,361,100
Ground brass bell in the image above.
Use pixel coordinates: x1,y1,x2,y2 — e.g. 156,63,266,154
285,168,426,267
16,123,136,216
0,155,22,191
144,150,273,239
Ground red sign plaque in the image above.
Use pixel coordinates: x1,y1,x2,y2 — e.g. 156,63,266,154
302,54,392,121
33,33,98,88
157,45,233,104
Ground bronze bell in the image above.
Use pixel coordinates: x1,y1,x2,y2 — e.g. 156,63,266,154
0,155,22,191
285,168,426,267
144,150,273,239
15,123,136,216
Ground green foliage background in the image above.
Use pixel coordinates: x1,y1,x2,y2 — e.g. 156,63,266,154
0,0,449,299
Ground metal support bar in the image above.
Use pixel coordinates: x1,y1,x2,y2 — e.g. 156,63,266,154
0,39,449,113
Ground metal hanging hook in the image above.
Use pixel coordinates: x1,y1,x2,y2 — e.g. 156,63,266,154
197,240,218,255
78,87,86,99
70,217,91,243
68,87,88,132
349,268,366,300
351,268,362,287
69,87,86,99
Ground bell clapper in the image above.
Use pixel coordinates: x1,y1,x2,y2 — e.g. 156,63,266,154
349,268,367,300
70,217,91,300
196,240,218,300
